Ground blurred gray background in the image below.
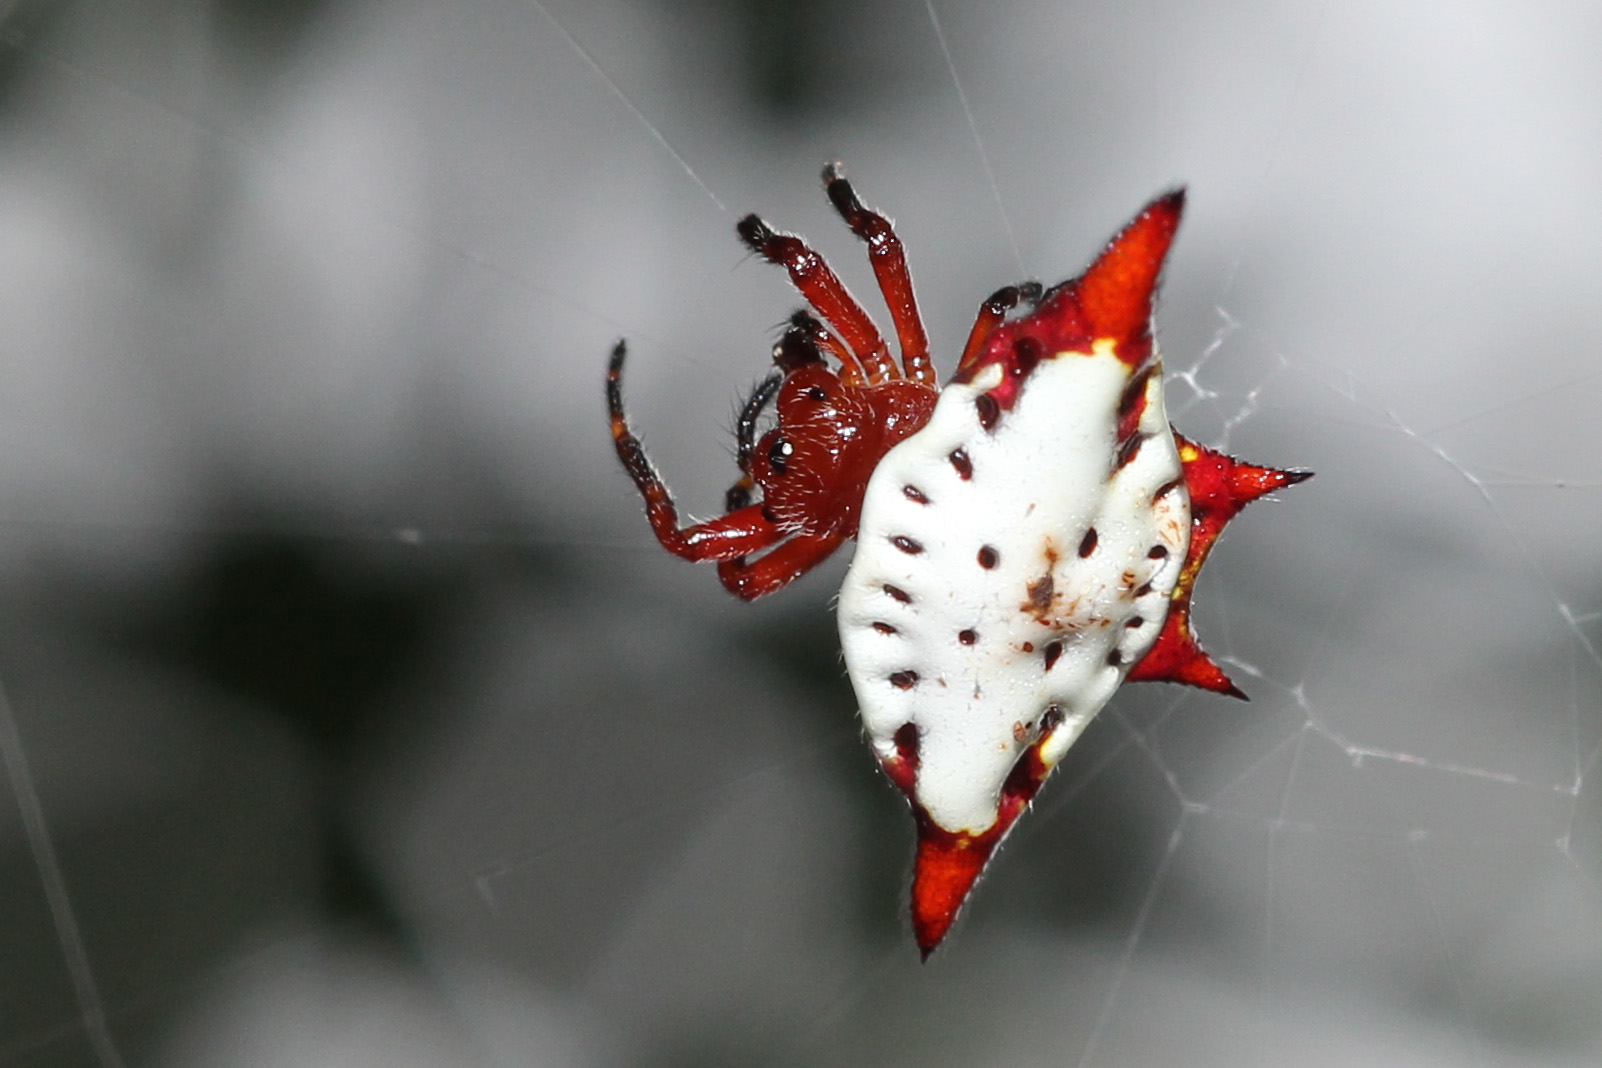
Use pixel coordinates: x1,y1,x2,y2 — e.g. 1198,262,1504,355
0,0,1598,1065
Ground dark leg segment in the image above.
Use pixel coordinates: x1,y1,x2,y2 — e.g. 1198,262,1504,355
823,164,935,387
774,310,839,372
737,214,894,386
726,370,782,512
608,340,789,560
955,282,1043,375
782,311,862,382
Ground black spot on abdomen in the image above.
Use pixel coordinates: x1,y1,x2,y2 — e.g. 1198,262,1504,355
976,393,1000,430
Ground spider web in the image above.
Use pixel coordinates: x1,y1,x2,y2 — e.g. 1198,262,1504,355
1,0,1599,1065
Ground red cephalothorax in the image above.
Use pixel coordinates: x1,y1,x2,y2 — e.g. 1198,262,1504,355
609,165,966,599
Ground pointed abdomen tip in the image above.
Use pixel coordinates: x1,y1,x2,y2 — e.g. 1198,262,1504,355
910,825,1001,956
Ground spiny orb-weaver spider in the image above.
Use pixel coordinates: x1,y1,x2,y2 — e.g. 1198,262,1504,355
608,165,1310,955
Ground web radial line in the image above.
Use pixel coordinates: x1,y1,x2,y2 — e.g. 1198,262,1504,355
1076,812,1187,1068
770,942,905,1068
523,0,727,215
1255,819,1281,1063
1573,688,1602,787
1559,603,1602,681
1379,395,1602,678
457,725,861,909
1325,364,1602,682
1561,647,1600,879
1564,650,1585,793
1314,364,1602,799
1011,735,1136,846
1275,722,1311,826
0,17,714,384
1256,715,1310,1057
1343,747,1530,787
1113,710,1188,806
1195,727,1303,811
1403,835,1489,1064
1021,691,1191,840
1217,0,1329,302
1475,482,1602,678
1473,473,1602,489
922,0,1027,279
0,680,127,1068
1418,369,1602,438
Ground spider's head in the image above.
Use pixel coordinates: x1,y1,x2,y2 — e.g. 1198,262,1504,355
751,369,936,538
748,366,871,534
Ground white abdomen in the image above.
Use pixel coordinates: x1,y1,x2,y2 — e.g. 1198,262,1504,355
838,350,1189,835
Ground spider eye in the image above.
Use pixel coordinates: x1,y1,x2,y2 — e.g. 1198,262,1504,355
806,386,828,401
768,436,794,474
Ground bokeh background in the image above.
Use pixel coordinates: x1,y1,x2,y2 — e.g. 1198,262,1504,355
1,0,1599,1065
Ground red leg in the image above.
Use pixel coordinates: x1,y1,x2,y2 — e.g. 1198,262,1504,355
717,528,850,600
823,165,935,387
737,214,894,386
609,341,788,561
955,282,1043,376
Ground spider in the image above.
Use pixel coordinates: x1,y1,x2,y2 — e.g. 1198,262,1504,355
607,164,1034,600
609,168,1311,955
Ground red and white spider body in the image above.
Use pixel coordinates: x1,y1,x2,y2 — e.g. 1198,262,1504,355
840,194,1193,952
843,363,1188,832
608,171,1309,957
